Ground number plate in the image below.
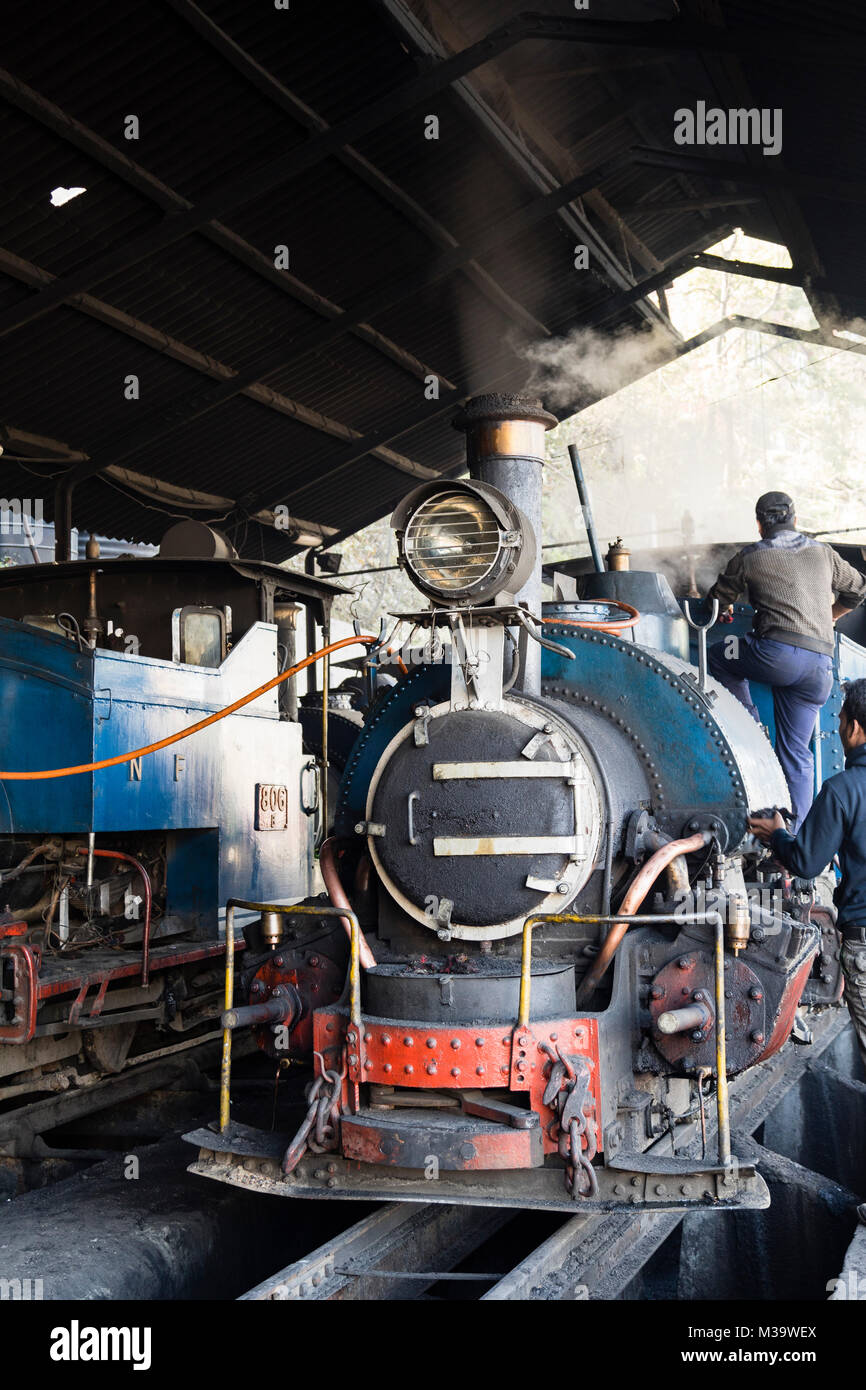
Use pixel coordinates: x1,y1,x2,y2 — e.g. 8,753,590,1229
255,783,289,830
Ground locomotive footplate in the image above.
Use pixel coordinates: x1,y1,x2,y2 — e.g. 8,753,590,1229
184,1121,770,1213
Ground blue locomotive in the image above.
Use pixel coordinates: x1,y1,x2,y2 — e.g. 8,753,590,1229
0,524,340,1182
186,395,860,1215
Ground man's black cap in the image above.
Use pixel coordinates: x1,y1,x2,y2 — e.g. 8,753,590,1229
756,490,794,523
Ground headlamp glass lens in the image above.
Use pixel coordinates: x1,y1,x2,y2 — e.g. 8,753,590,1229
404,490,504,594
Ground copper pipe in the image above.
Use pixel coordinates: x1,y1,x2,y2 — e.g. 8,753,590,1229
518,917,545,1027
21,883,62,927
519,908,722,1024
575,832,709,1005
665,853,691,897
354,854,372,896
0,841,53,883
644,828,693,901
76,847,152,986
319,837,377,969
546,608,639,635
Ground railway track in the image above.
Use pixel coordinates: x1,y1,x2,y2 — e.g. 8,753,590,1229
0,1007,859,1300
241,1008,865,1301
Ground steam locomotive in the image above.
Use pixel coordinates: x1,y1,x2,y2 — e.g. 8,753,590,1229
0,524,338,1190
186,394,857,1215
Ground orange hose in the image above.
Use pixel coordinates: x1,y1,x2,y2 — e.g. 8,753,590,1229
547,603,640,635
386,646,409,676
77,846,152,986
575,831,709,1005
0,634,376,781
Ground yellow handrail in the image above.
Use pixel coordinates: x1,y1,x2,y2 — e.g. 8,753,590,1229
219,899,363,1135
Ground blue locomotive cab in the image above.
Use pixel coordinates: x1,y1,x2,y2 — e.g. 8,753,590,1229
0,529,340,1092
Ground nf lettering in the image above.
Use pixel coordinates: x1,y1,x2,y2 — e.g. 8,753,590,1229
50,1321,152,1371
674,102,782,157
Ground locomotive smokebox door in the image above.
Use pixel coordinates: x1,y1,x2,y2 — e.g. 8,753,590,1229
364,696,602,940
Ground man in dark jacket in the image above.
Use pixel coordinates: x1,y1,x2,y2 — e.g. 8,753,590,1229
707,491,866,828
749,677,866,1073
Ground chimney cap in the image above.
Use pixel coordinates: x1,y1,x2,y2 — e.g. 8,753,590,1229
452,393,558,433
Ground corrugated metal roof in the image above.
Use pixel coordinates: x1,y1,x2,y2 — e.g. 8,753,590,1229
2,0,865,559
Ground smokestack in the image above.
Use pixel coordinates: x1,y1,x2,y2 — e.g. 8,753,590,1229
453,393,557,694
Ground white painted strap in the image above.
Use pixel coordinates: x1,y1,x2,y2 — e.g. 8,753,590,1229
432,760,574,780
433,836,577,856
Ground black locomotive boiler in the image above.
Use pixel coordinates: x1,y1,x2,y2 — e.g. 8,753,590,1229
188,394,835,1215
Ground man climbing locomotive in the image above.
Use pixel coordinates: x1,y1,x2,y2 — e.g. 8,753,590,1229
186,395,845,1217
707,490,866,828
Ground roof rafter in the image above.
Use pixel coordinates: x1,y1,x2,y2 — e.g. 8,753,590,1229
164,0,551,341
0,245,438,483
378,0,677,323
409,0,669,278
314,308,866,550
271,246,866,529
0,425,88,463
678,0,837,324
3,8,858,339
620,195,762,214
0,66,456,389
39,155,632,504
683,0,839,319
633,146,866,204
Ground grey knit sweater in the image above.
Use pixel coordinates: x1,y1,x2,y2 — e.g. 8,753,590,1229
708,529,866,655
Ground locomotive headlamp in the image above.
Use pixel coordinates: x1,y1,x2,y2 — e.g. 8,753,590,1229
405,491,499,594
392,479,535,607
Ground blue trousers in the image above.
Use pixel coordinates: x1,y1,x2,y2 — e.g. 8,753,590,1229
707,634,833,830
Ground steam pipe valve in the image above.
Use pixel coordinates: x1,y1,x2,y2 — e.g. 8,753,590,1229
657,995,714,1037
222,984,300,1031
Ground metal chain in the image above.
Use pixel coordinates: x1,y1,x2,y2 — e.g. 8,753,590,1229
281,1050,346,1175
541,1042,598,1198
